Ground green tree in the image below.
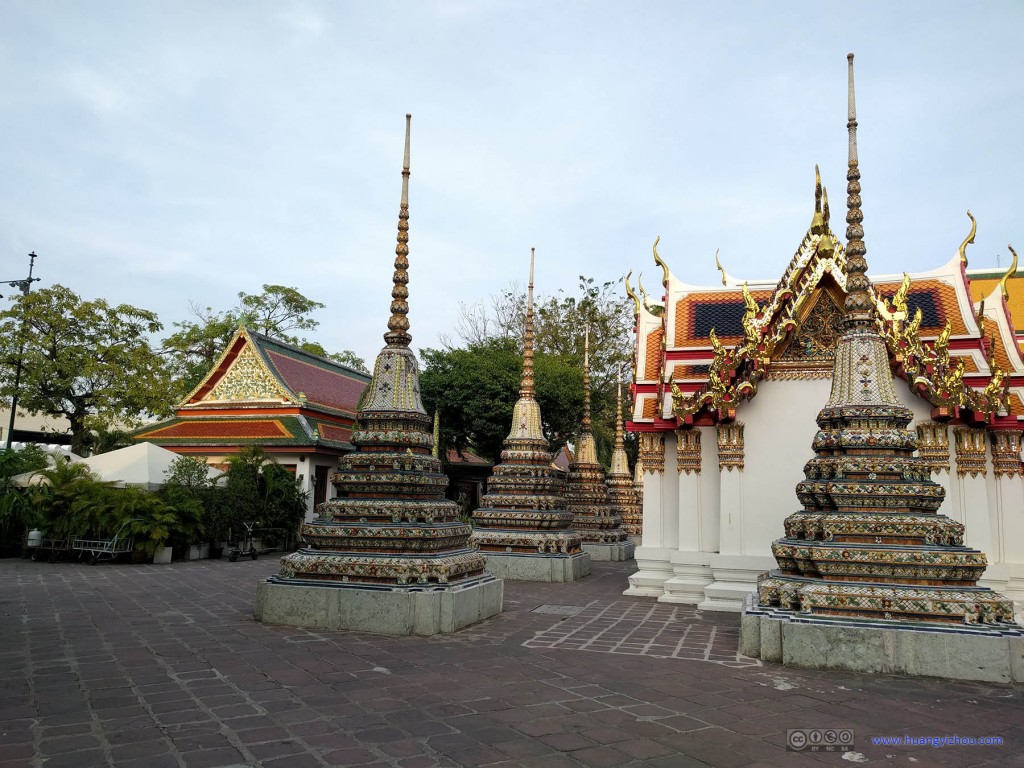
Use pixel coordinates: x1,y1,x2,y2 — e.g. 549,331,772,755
220,447,307,546
420,338,584,464
433,274,635,469
0,444,48,551
0,285,175,456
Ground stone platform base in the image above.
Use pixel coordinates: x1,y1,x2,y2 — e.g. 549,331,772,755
254,575,503,636
482,551,591,582
741,596,1024,684
583,541,635,562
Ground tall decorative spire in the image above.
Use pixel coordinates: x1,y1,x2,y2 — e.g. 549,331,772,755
754,54,1015,630
521,247,536,398
582,325,592,431
385,113,413,347
843,53,872,328
470,246,589,581
610,373,628,474
565,324,632,557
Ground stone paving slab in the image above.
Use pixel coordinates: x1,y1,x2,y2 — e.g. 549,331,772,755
0,558,1021,767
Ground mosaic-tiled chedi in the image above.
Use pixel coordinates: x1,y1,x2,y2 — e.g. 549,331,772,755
470,250,590,580
268,116,491,593
756,56,1015,625
606,378,642,540
565,332,634,560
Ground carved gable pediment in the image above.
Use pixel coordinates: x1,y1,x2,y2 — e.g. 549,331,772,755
769,286,846,378
205,343,291,402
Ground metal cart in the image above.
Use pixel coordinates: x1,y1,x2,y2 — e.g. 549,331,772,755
72,521,135,565
24,535,73,562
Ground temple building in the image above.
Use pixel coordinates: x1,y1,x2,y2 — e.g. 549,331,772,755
606,378,642,544
625,62,1024,619
470,249,591,581
254,114,502,635
134,327,370,517
565,331,634,561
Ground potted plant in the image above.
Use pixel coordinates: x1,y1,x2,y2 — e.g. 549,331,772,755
128,494,179,564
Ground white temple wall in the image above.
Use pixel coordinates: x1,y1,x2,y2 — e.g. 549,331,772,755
735,378,832,556
628,376,1024,611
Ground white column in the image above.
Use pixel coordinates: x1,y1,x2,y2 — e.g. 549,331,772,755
916,421,955,522
701,422,762,612
990,430,1024,610
954,428,994,553
661,429,713,604
625,432,674,597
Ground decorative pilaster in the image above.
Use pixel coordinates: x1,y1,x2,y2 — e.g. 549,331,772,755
990,430,1024,478
676,429,702,474
916,421,950,475
716,423,744,472
954,428,988,478
639,432,665,474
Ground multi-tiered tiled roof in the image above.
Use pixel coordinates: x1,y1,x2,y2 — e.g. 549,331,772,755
136,328,370,455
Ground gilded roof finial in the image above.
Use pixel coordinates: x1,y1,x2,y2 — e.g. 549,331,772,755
1000,244,1018,300
714,249,726,286
843,53,871,328
652,236,670,288
977,297,986,336
822,186,830,225
521,247,537,398
624,271,642,317
384,114,413,347
582,325,592,431
959,210,977,266
811,165,825,234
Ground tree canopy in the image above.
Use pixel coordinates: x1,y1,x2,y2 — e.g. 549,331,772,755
428,274,636,470
0,285,175,456
420,337,586,463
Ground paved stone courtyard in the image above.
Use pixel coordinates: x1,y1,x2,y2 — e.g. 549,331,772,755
1,558,1021,768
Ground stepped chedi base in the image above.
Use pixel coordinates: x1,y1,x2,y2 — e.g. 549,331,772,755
565,329,634,562
470,249,591,582
742,55,1020,682
255,115,501,635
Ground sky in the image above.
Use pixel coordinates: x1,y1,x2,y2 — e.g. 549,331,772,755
1,1,1022,369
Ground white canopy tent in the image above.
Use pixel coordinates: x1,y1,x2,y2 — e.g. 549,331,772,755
80,442,222,491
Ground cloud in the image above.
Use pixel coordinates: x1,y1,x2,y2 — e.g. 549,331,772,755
63,67,128,116
277,8,326,37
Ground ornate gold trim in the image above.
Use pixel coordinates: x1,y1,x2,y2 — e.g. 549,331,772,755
953,428,988,478
638,433,665,474
717,422,744,472
676,429,701,475
990,430,1024,478
915,421,950,475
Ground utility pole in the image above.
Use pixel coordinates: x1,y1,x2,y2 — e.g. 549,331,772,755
3,252,40,451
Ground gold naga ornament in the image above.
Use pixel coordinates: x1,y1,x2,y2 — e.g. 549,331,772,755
875,217,1012,421
670,283,768,423
669,169,843,424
